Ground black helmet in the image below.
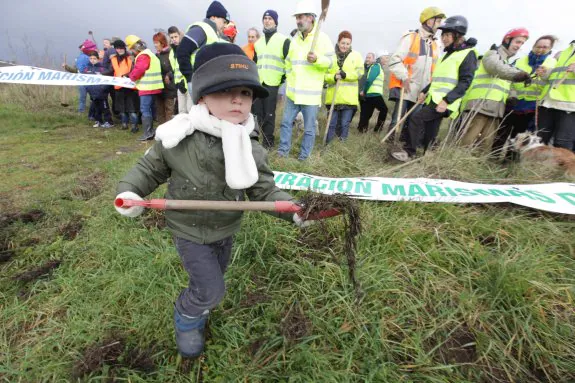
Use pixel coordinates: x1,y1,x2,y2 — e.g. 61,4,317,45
438,15,468,35
112,40,127,49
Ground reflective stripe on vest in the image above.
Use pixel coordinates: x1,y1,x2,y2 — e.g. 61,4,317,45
425,48,475,119
286,23,334,105
389,31,438,89
463,50,512,108
111,55,133,90
186,21,223,68
135,49,164,91
255,33,287,86
541,45,575,103
512,55,557,101
367,64,385,95
325,50,363,106
169,49,186,89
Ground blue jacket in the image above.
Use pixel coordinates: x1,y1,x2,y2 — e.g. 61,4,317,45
83,62,110,100
76,53,90,73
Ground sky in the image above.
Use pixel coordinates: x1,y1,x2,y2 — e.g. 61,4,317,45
1,0,573,67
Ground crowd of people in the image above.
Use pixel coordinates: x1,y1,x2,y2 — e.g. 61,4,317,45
65,0,574,156
108,0,575,360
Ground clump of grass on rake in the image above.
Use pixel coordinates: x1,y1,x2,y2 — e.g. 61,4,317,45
298,193,363,301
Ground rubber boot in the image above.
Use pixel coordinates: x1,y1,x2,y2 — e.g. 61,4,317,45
130,123,139,134
138,116,155,141
173,307,209,358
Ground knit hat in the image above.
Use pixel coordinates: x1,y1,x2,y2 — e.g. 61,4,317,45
263,10,279,26
80,39,97,54
206,1,230,22
112,40,127,49
192,43,268,103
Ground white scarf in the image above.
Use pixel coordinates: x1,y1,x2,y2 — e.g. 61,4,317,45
154,104,259,189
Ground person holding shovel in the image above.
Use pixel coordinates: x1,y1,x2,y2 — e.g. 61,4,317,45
388,7,445,142
114,43,330,359
324,31,363,143
391,16,478,162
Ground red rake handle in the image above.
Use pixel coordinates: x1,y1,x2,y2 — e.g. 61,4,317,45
115,198,341,219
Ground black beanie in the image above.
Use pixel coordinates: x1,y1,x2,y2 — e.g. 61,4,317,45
112,40,126,49
192,43,268,103
206,1,230,22
263,10,279,26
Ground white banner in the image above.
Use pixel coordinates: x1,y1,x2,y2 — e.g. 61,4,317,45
0,65,135,88
273,172,575,215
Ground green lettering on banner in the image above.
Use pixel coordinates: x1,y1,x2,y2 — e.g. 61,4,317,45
506,189,536,200
312,179,327,190
444,187,458,197
473,189,509,197
355,181,371,194
328,180,337,192
426,185,448,197
274,173,283,183
38,71,52,81
337,180,353,193
454,188,478,196
408,184,427,197
282,174,297,186
381,184,406,196
525,190,555,203
556,193,575,206
296,177,311,188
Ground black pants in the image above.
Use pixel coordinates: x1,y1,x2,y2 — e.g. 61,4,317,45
492,111,534,154
252,84,279,148
404,103,446,156
174,236,233,317
358,96,388,133
390,99,416,142
538,107,575,151
92,99,112,124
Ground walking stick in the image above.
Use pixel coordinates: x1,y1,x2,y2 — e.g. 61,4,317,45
114,198,342,220
309,0,330,54
395,87,405,141
61,54,69,107
380,97,424,144
88,30,97,44
323,79,340,145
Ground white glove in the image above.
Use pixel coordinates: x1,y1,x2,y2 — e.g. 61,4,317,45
114,191,145,218
154,114,195,149
293,213,315,228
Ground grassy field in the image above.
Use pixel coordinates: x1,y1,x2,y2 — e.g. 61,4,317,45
0,85,574,382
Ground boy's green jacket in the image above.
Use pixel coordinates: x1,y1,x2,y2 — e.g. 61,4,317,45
118,131,295,244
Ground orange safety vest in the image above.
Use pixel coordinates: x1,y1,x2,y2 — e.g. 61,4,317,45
389,31,438,89
111,55,134,90
242,43,255,61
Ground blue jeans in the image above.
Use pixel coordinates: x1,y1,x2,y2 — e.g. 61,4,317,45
278,98,319,160
140,94,154,119
327,108,355,144
78,86,87,112
121,112,138,125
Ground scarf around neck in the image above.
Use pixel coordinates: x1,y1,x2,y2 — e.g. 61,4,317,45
154,104,259,189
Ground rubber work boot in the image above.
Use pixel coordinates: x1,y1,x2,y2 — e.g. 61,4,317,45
173,307,209,358
130,123,139,134
138,116,155,141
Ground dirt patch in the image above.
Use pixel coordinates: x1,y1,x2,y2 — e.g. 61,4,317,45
280,305,312,342
0,249,15,263
434,325,477,365
298,193,362,301
13,259,61,283
240,291,271,308
142,209,166,230
248,338,266,357
58,216,84,240
0,209,46,228
69,171,106,201
72,334,156,379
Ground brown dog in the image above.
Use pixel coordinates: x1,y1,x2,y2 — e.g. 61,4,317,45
510,132,575,178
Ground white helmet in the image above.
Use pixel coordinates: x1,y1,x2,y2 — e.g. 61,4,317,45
376,50,390,58
293,0,317,17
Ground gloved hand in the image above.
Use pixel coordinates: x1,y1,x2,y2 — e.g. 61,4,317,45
114,191,145,218
339,70,347,80
506,97,519,108
178,79,187,94
293,212,315,228
512,71,531,83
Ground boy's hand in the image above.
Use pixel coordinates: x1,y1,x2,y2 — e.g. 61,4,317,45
114,191,145,217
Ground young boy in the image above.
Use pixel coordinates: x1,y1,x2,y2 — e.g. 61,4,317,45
84,51,114,128
114,43,319,358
